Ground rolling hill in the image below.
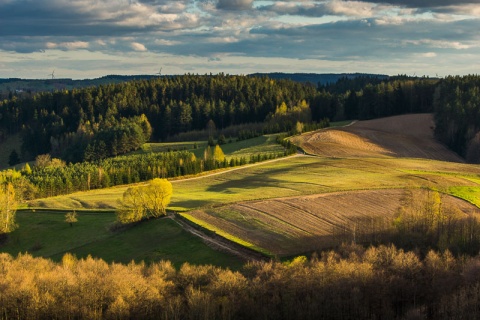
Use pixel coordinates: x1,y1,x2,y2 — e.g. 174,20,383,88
11,113,480,260
291,113,463,162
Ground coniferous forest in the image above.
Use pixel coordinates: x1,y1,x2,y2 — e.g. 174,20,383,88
2,74,480,164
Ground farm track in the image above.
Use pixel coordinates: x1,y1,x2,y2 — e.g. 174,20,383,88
168,212,266,262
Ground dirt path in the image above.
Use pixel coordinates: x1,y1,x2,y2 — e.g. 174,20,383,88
167,212,266,262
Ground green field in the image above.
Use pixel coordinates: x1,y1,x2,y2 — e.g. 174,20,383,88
26,154,480,257
2,209,244,269
12,127,480,262
137,134,284,159
30,155,480,211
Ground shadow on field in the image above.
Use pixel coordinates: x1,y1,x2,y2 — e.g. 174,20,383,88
171,199,212,208
206,174,282,192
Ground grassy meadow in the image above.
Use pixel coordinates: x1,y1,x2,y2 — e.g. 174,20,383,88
136,133,284,160
31,155,480,211
3,209,244,269
9,123,480,263
26,153,480,257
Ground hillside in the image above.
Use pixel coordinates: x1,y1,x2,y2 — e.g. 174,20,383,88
292,114,463,162
187,189,480,256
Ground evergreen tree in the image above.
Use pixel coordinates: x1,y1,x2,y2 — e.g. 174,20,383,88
8,149,20,166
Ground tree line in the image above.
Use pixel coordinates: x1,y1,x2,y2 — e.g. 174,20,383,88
433,75,480,161
3,144,294,199
0,74,317,163
0,74,440,164
1,244,480,319
2,73,479,164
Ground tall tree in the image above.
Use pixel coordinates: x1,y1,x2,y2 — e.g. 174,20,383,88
0,183,18,234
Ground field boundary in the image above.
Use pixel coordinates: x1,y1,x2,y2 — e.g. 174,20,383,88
172,212,271,261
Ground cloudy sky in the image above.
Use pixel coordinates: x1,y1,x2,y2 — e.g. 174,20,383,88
0,0,479,79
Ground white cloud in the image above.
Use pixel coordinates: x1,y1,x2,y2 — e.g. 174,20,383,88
404,39,473,49
131,42,148,51
45,41,89,50
0,0,479,78
154,39,181,46
325,0,377,17
421,52,437,58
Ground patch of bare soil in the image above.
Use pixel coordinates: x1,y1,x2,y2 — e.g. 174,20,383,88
187,189,480,256
292,114,463,162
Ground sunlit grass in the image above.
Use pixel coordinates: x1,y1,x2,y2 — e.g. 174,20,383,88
3,210,244,269
448,186,480,208
30,156,480,212
180,213,272,256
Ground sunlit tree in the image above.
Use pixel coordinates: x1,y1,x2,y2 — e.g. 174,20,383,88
65,210,78,227
116,178,172,224
0,183,18,234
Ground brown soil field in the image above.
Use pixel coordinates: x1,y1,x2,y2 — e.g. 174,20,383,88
292,114,464,162
187,189,480,256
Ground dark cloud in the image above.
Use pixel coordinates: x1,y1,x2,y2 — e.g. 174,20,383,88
0,0,199,37
354,0,480,8
216,0,253,10
259,3,330,17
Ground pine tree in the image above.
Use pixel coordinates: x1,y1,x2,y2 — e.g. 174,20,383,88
8,149,20,166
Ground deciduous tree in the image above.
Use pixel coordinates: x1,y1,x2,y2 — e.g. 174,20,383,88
116,178,173,224
65,210,78,227
0,183,18,234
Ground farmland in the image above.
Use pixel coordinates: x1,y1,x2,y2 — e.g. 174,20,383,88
30,155,480,211
28,152,480,257
291,114,463,162
15,113,480,259
187,189,480,256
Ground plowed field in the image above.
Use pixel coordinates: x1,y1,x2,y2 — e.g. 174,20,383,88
292,114,463,162
186,189,480,256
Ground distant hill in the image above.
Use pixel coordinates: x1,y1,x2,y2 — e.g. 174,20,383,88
249,72,389,85
0,73,389,95
0,75,160,96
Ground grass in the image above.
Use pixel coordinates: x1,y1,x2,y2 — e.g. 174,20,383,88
330,120,355,127
1,209,244,269
136,134,284,160
448,186,480,208
134,141,208,155
221,134,284,159
22,137,480,261
180,212,272,257
30,156,480,212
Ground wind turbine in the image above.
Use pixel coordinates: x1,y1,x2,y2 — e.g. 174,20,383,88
48,70,55,79
155,67,162,77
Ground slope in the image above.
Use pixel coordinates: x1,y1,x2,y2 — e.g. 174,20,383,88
292,114,463,162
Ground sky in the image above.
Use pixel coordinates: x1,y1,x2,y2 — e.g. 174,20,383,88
0,0,479,79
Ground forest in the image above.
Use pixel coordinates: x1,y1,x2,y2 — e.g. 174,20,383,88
1,244,480,320
0,75,431,160
2,73,479,164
